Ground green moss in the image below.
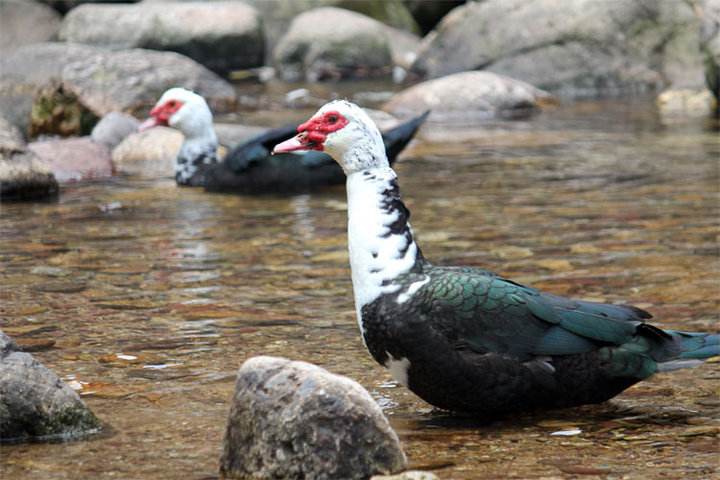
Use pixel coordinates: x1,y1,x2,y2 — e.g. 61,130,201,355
30,84,99,138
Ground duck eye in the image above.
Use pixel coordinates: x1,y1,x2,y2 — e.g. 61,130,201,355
168,101,176,107
327,115,337,124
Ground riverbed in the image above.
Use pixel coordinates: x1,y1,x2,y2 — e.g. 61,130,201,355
1,91,718,479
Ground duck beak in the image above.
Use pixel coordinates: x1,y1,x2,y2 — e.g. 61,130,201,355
272,133,311,154
138,116,160,132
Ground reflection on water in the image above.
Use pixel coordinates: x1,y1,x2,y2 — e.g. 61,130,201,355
0,98,718,479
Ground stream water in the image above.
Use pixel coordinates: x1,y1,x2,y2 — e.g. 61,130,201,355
1,89,718,479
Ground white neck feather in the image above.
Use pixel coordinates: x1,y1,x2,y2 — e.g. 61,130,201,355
346,167,420,335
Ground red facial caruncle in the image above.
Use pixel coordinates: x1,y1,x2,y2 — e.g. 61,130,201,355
272,110,349,153
139,99,185,131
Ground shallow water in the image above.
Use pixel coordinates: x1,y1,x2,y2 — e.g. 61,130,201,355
1,95,718,479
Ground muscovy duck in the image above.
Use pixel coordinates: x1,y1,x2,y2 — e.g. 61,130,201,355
139,88,428,194
273,100,719,415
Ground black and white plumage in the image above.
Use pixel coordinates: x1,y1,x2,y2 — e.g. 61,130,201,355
140,88,428,194
273,100,719,416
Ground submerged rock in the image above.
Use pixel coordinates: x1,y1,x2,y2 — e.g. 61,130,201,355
273,7,402,82
0,0,61,53
384,71,552,121
59,2,264,74
220,356,406,480
28,137,113,183
0,43,236,118
411,0,706,96
0,330,100,441
91,112,141,149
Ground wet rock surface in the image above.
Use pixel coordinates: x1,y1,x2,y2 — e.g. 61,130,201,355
59,2,264,74
220,356,406,479
0,43,237,117
0,330,100,441
28,137,113,183
91,112,141,149
383,71,552,121
0,118,58,201
411,0,706,96
0,0,61,53
273,7,398,81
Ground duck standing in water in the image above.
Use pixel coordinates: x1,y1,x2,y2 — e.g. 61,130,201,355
139,88,428,194
273,100,719,415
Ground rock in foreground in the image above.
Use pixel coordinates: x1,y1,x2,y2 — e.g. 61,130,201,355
220,356,406,480
384,71,552,121
0,330,100,441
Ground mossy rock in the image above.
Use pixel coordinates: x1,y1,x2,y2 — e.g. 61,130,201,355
29,83,99,138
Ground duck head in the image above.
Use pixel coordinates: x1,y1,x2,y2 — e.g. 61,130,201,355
273,100,388,174
140,88,215,141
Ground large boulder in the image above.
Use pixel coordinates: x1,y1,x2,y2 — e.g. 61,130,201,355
411,0,707,96
237,0,418,55
0,116,58,201
0,330,99,440
59,1,264,74
383,71,552,121
274,7,417,81
0,43,237,120
0,0,61,53
28,137,113,183
220,356,406,480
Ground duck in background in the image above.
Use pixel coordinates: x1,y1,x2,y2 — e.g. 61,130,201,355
140,88,428,194
273,100,719,416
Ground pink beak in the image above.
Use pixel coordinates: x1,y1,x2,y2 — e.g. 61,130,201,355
272,134,308,154
138,116,160,132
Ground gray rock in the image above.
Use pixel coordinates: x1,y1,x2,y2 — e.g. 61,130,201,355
239,0,418,56
0,330,100,441
220,356,406,480
112,127,183,178
0,43,237,117
0,0,61,53
59,1,264,74
0,149,58,201
274,7,416,82
91,112,141,149
412,0,707,96
383,71,552,121
28,137,113,183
